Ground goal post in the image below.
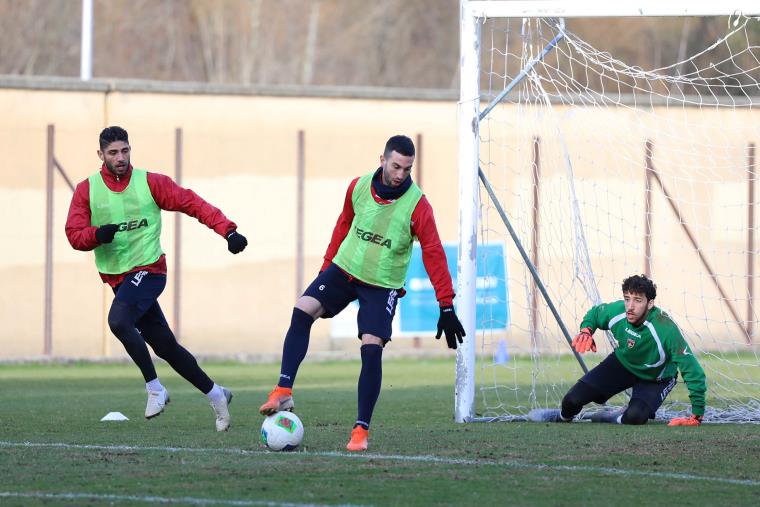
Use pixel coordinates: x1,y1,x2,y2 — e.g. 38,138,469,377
457,1,760,423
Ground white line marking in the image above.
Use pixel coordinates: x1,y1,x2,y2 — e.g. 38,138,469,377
1,440,758,488
0,491,362,507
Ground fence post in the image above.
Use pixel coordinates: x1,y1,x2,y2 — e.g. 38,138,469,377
174,128,183,341
644,140,654,278
296,130,305,298
44,125,55,356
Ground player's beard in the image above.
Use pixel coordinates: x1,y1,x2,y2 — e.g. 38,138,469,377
627,310,645,326
106,158,129,177
382,170,405,187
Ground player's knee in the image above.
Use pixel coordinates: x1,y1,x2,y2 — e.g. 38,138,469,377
107,301,137,338
621,399,651,425
360,334,385,347
295,296,323,319
561,394,583,419
290,307,316,328
360,343,383,360
563,381,596,411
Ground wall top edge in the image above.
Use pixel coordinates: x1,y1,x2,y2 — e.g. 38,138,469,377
0,75,459,102
3,75,757,108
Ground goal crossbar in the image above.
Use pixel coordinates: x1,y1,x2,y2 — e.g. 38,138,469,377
466,1,760,19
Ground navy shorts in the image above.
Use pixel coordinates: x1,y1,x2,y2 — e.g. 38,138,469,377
302,263,400,341
112,270,166,313
580,353,677,417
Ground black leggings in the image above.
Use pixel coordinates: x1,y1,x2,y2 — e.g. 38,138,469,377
109,272,213,394
561,381,651,425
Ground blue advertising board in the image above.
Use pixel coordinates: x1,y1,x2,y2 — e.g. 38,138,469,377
398,243,509,334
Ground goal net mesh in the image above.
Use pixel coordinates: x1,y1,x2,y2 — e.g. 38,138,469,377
476,14,760,423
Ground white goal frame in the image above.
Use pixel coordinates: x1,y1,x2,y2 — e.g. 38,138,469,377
455,0,760,423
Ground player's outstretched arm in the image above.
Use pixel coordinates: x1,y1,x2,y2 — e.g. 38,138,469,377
413,196,455,306
668,338,707,426
436,306,465,349
147,172,237,236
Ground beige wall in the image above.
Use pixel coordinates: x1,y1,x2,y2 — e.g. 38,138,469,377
479,103,760,355
0,84,459,359
1,81,758,359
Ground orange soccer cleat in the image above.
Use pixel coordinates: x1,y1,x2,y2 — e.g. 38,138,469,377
346,425,369,452
258,386,294,416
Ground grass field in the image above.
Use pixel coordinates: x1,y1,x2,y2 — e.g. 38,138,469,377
1,358,758,506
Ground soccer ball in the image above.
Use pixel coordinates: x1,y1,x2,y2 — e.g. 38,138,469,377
261,411,304,451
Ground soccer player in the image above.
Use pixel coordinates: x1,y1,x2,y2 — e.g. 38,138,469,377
65,126,248,431
258,135,465,451
531,274,706,426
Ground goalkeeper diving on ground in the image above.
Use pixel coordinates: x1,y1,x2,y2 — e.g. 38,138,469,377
530,274,707,426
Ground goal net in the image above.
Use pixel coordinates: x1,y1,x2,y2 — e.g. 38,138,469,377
456,2,760,423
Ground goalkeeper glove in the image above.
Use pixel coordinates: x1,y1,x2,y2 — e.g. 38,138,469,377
667,414,702,427
436,305,465,350
226,230,248,254
95,224,119,244
571,327,596,353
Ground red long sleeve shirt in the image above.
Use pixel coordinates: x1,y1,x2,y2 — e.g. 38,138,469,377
322,176,455,306
65,164,237,287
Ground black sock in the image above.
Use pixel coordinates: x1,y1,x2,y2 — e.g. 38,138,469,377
278,308,314,388
138,308,213,394
153,341,213,394
356,344,383,429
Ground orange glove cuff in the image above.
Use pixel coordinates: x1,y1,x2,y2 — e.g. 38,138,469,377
667,414,703,427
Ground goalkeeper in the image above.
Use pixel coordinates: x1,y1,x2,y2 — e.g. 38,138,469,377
535,274,706,426
259,135,465,452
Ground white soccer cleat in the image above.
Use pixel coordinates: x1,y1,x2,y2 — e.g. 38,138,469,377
210,387,233,432
528,408,570,423
145,388,170,419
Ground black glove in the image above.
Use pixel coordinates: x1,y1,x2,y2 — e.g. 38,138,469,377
226,230,248,254
436,305,465,349
95,224,119,244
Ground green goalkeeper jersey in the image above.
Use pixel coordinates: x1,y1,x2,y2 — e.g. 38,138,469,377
580,300,707,416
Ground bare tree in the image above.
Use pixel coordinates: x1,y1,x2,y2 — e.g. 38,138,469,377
0,1,754,92
0,0,79,76
240,0,262,84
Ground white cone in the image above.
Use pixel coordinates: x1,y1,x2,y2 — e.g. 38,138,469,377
100,412,129,421
495,339,510,364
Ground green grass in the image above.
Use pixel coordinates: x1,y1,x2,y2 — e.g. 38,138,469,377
0,359,758,506
476,352,760,421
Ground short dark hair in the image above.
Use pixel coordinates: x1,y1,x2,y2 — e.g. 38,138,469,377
622,274,657,300
99,126,129,151
384,135,415,158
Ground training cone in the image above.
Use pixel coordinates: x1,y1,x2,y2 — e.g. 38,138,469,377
495,339,510,364
100,412,129,421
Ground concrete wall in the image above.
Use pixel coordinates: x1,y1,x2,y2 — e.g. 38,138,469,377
0,79,459,359
1,77,758,360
